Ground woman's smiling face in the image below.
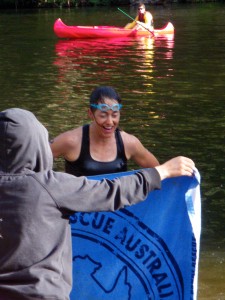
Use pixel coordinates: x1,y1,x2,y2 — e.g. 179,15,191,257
89,98,121,137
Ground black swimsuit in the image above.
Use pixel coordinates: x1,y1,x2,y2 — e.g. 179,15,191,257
65,124,127,176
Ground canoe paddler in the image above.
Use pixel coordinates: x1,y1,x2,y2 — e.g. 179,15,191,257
124,2,154,32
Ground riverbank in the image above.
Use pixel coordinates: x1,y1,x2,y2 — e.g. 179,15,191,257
0,0,223,9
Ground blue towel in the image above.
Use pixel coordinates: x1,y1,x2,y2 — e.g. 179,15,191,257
70,169,201,300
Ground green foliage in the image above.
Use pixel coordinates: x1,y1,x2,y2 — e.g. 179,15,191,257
88,0,112,6
0,0,223,8
0,0,129,8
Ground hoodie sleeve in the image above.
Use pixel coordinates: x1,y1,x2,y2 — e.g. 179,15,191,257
36,168,161,214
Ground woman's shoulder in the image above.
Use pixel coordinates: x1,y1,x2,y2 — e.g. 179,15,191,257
120,131,143,159
145,11,153,17
120,130,140,145
69,126,83,135
57,126,83,147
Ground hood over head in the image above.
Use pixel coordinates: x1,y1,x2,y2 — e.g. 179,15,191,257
0,108,53,174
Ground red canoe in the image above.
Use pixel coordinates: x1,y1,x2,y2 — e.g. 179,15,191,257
54,18,174,39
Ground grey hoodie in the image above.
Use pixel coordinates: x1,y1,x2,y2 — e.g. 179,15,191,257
0,108,161,300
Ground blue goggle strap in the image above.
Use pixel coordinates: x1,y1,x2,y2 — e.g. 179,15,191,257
90,103,122,112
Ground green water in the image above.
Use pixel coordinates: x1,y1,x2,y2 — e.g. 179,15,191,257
0,3,224,298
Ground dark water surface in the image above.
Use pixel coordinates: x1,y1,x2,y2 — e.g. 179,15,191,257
0,3,224,298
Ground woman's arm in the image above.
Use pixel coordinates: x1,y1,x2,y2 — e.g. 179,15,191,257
50,128,81,161
122,132,160,168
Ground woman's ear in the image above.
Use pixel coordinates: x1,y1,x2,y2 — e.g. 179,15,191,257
88,108,94,120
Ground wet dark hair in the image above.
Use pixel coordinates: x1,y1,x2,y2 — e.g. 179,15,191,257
89,86,122,110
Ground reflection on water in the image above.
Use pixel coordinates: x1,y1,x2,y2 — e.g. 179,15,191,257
51,34,175,172
54,34,174,100
52,34,176,159
198,249,225,300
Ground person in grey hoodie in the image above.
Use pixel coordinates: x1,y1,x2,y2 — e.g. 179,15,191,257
0,108,195,300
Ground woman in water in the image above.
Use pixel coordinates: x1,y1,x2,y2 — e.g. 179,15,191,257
50,86,159,176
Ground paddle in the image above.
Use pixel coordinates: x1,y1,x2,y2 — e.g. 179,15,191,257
117,7,154,37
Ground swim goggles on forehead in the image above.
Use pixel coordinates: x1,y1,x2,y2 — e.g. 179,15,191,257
90,103,122,112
